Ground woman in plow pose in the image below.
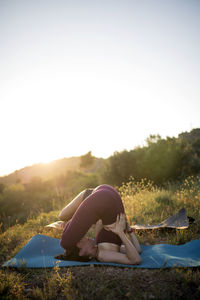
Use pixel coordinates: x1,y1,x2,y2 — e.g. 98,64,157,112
58,184,142,265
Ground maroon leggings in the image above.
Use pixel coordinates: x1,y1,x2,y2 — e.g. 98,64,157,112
60,185,124,249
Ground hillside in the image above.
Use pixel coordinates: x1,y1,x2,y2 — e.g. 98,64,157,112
0,156,104,185
1,128,200,187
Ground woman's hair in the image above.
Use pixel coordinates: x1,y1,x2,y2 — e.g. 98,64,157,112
55,246,93,262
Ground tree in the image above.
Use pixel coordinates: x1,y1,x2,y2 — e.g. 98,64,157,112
80,151,95,169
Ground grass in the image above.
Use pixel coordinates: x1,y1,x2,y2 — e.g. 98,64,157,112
1,266,200,299
0,176,200,299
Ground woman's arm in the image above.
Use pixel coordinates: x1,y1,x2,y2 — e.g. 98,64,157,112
126,218,142,254
127,231,142,254
98,214,142,265
59,190,85,221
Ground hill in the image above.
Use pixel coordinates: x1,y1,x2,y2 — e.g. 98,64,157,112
1,128,200,187
0,156,104,185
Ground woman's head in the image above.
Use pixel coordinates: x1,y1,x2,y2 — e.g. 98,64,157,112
55,237,96,262
77,237,96,258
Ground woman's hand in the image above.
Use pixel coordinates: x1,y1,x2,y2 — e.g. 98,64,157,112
105,213,126,235
95,219,103,236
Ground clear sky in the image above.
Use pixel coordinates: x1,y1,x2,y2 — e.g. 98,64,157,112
0,0,200,176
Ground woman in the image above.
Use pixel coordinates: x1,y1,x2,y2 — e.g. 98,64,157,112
58,185,142,265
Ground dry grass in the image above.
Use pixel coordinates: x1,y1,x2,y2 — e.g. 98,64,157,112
1,176,200,299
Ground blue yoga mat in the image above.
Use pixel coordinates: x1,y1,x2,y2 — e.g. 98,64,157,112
2,234,200,269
